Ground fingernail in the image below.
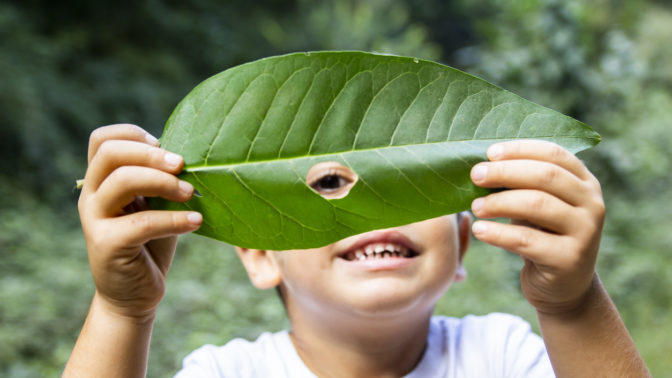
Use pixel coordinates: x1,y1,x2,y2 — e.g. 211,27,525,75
471,164,487,182
179,180,193,195
187,212,202,225
488,144,503,160
146,133,159,145
472,221,487,235
165,152,182,167
471,197,484,213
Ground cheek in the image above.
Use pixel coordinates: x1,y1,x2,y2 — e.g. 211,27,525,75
407,217,462,280
408,217,460,257
275,251,331,293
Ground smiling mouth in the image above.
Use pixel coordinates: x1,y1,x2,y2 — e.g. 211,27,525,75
341,242,419,261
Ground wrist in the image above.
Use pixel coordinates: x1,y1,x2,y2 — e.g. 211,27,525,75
536,273,601,321
65,292,155,377
92,291,158,326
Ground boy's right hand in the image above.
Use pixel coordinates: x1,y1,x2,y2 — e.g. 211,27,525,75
78,124,202,320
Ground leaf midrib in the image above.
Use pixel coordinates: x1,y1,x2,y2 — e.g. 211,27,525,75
183,134,598,172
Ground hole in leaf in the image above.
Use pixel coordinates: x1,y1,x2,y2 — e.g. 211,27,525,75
306,161,358,199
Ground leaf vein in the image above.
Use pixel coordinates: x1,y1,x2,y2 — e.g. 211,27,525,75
203,72,264,165
277,66,329,158
390,74,442,145
424,78,461,143
245,68,313,161
374,149,445,206
229,168,331,232
352,71,414,149
340,153,420,214
401,146,463,191
447,89,487,140
190,172,264,239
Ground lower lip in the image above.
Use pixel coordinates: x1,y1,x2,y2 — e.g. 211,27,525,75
338,256,418,272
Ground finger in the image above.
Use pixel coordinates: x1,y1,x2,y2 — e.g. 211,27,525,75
109,210,202,248
471,159,588,206
85,140,184,191
95,166,194,216
88,124,159,163
486,140,592,181
122,197,179,276
472,220,570,266
471,190,575,234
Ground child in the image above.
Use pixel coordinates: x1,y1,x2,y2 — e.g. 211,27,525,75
64,124,649,377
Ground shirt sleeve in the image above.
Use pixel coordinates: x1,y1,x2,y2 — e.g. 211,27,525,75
458,313,555,378
174,342,256,378
174,331,315,378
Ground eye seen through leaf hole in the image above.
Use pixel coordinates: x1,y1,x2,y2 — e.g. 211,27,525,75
311,174,348,192
306,162,358,199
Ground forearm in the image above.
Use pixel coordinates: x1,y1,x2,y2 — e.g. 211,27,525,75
538,275,650,377
63,292,155,378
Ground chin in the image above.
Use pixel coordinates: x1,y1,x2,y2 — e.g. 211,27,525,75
340,279,449,319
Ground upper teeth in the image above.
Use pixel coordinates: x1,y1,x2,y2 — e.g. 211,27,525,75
345,242,414,261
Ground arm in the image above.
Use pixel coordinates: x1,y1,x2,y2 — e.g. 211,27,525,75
537,275,648,377
469,140,649,377
65,294,155,377
63,124,202,377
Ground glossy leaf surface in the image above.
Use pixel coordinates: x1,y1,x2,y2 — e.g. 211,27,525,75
155,51,600,249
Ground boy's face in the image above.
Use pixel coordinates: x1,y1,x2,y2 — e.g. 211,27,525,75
238,214,469,320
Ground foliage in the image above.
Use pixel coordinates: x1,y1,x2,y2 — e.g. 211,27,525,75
158,51,598,249
455,2,672,374
1,0,671,376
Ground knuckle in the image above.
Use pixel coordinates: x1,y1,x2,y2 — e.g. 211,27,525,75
549,143,566,160
97,140,117,159
540,166,558,185
118,123,140,131
109,123,143,137
490,225,504,244
582,181,606,216
593,197,606,217
529,192,546,212
89,127,104,146
513,140,524,151
590,176,604,195
474,196,491,216
89,125,121,147
171,212,183,230
132,213,155,234
576,215,598,239
144,145,162,166
107,166,130,188
516,229,532,249
78,195,101,225
488,163,502,182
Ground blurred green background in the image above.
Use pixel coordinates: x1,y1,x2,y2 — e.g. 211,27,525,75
1,0,671,376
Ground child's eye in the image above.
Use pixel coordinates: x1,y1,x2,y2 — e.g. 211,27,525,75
305,162,358,199
310,174,351,193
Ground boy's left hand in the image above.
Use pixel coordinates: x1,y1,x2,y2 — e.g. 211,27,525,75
470,140,605,316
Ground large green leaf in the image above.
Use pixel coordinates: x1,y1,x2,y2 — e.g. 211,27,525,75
155,51,600,250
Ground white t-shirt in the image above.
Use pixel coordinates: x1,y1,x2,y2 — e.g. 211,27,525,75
175,313,554,377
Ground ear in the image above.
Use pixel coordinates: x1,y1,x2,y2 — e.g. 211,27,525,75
454,212,471,282
235,247,282,289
